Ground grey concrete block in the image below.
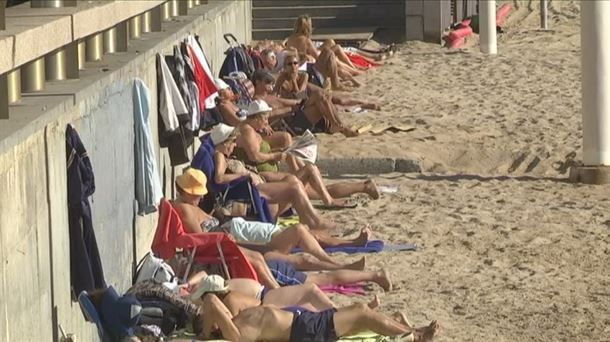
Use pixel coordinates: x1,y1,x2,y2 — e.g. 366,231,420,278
317,156,422,176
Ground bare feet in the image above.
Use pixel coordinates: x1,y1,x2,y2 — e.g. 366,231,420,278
365,179,381,200
375,269,393,292
347,256,366,270
413,321,439,342
397,314,439,342
367,294,380,310
353,225,372,246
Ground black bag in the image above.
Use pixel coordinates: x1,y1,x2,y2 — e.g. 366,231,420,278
219,34,255,79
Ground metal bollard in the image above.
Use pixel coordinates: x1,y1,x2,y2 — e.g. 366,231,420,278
129,15,142,39
21,57,45,92
85,33,103,62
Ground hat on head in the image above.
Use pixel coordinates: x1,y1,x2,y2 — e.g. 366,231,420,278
246,99,273,117
175,168,208,196
190,274,229,301
210,123,236,146
252,69,275,84
214,78,230,91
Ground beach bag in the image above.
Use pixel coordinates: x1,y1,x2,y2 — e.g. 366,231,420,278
134,252,177,284
219,34,255,79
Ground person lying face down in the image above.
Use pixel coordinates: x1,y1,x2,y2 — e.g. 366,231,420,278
197,286,439,342
210,123,372,258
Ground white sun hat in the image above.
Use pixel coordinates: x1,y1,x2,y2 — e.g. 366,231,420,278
214,78,230,91
246,99,273,117
210,123,236,145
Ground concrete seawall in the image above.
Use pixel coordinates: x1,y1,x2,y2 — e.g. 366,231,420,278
0,1,251,341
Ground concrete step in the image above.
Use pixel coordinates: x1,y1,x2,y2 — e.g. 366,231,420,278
253,16,403,30
253,0,380,8
253,26,377,41
253,3,404,19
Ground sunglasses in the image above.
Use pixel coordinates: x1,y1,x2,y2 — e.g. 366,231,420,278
286,61,299,66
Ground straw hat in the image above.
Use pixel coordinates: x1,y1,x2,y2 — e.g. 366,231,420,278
210,123,236,146
175,168,208,196
246,99,273,118
190,274,229,300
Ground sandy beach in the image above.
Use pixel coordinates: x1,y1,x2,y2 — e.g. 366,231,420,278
315,1,610,340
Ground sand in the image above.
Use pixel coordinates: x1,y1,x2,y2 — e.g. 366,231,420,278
313,1,610,341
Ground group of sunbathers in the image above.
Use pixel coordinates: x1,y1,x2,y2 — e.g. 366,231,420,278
123,15,439,342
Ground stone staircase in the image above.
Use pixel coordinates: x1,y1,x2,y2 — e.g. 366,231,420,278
252,0,406,41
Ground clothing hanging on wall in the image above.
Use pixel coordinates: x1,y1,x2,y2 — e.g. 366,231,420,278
66,124,107,296
186,35,218,110
133,78,164,214
157,53,191,166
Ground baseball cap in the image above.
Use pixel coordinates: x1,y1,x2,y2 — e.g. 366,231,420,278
190,274,229,300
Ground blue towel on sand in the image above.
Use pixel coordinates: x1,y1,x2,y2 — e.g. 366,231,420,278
292,241,418,254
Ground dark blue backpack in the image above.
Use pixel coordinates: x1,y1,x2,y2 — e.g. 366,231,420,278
219,34,255,79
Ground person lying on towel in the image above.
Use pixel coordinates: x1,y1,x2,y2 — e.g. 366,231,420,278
196,283,439,342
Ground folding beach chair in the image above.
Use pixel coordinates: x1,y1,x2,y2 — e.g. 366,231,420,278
191,135,274,223
152,198,258,280
78,290,112,342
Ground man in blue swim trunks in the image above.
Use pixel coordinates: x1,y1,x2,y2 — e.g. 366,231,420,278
199,291,439,342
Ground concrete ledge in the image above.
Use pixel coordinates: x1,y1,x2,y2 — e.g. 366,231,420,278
569,165,610,184
317,157,422,176
0,0,164,74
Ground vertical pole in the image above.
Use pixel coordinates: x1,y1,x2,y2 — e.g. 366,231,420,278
116,21,129,52
129,15,142,40
540,0,548,30
0,73,8,119
581,1,610,166
7,69,21,102
45,48,67,81
77,40,86,69
142,11,152,33
85,32,103,62
64,41,79,79
178,0,188,15
162,1,172,20
103,26,118,53
21,57,46,92
0,0,6,31
151,5,163,32
480,0,497,54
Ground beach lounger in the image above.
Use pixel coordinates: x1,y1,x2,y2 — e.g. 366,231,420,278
152,198,258,281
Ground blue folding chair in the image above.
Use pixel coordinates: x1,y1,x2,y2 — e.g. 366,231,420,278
192,135,274,223
78,290,112,342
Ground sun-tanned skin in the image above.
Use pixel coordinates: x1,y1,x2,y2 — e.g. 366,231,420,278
200,293,439,342
172,188,280,289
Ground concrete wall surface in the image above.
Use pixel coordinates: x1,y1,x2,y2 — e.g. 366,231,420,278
0,1,251,341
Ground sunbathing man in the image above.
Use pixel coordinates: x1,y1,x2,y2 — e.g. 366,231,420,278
200,291,439,342
189,273,336,313
252,67,358,137
232,101,379,205
285,15,364,88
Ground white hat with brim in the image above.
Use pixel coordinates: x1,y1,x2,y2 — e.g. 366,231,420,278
190,274,229,301
246,99,273,117
210,123,236,146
